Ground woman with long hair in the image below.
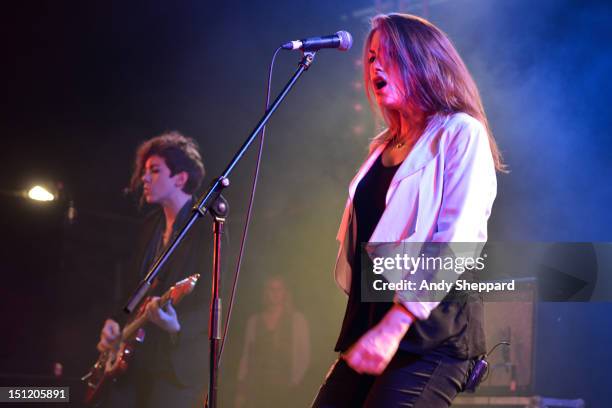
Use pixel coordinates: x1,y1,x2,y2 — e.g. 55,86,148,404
312,13,502,407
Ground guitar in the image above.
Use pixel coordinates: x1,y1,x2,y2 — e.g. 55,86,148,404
81,274,200,405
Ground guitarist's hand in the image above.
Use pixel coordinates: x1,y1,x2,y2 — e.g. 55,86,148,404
97,319,120,352
145,297,181,334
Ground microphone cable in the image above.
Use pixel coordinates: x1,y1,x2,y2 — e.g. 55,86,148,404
216,46,283,368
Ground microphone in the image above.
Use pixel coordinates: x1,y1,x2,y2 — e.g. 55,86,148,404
281,31,353,52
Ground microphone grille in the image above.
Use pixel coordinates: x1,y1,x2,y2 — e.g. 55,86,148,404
336,31,353,51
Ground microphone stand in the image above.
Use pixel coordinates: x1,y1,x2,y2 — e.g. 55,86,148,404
208,194,228,408
123,51,317,408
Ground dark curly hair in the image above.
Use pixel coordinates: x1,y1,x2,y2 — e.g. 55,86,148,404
129,131,205,199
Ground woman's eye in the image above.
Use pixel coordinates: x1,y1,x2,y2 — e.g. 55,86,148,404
368,56,376,63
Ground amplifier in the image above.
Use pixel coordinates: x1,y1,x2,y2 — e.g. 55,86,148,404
480,278,537,395
453,395,585,408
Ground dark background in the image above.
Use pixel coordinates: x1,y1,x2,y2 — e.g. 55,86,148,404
1,0,611,406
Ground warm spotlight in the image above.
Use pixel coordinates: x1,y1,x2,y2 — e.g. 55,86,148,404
27,185,55,202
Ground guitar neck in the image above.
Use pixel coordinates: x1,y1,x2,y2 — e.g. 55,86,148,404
121,291,173,341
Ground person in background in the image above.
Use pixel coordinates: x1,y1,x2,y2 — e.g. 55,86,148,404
235,275,311,408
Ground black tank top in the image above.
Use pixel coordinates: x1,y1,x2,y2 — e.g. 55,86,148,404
335,154,400,351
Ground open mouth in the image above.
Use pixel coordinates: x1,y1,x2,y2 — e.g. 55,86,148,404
374,78,387,90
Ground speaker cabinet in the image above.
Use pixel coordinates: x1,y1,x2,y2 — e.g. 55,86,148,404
480,278,537,395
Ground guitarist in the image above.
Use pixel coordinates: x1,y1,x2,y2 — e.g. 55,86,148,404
96,131,210,407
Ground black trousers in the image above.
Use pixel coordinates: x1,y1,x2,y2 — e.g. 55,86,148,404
312,350,472,408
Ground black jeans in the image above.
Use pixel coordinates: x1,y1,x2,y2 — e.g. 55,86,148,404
312,351,472,408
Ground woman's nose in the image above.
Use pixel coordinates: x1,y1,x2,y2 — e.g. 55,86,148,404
371,61,383,75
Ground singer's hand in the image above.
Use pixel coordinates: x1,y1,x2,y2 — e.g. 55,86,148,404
145,297,181,334
343,304,413,375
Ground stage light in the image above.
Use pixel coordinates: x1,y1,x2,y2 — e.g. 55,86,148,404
27,185,55,202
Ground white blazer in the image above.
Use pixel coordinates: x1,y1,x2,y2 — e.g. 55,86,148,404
334,112,497,320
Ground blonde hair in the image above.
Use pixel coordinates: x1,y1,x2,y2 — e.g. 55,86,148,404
364,13,505,171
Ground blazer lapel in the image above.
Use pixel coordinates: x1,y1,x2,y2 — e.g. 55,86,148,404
385,114,447,204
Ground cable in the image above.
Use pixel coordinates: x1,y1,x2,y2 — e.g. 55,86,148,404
487,341,510,357
481,341,511,383
217,46,283,367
